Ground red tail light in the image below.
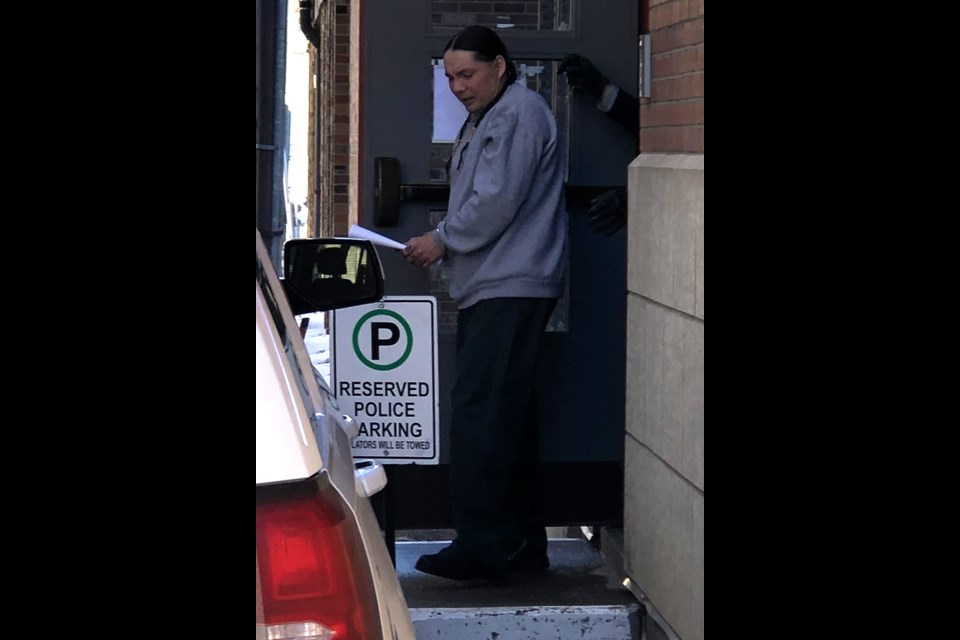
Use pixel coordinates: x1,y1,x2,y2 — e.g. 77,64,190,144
256,477,382,640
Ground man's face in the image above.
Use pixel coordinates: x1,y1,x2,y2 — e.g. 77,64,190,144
443,50,505,114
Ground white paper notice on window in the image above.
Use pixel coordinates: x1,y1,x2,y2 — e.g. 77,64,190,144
433,62,468,143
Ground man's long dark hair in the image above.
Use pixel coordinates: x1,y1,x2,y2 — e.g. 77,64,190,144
444,25,518,85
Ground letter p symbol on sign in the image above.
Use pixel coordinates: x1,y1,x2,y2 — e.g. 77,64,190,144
353,308,413,371
371,322,400,360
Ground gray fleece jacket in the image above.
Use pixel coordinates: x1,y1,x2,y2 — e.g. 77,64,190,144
435,82,567,310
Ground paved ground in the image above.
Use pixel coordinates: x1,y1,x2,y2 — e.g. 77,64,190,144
398,537,644,639
397,538,639,609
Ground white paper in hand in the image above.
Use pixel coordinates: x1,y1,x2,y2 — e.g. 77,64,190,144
348,224,407,251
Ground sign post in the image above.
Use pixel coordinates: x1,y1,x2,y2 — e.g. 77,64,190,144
331,296,439,465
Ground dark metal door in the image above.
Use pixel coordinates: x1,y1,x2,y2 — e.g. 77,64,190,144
360,1,637,531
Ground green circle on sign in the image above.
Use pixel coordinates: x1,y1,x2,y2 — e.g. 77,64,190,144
353,309,413,371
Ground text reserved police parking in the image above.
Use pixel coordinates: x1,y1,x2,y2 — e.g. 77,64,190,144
332,297,439,464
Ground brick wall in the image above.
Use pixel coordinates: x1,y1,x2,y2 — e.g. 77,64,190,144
348,0,361,231
309,1,331,237
641,0,703,153
308,0,353,238
332,0,353,235
306,43,317,235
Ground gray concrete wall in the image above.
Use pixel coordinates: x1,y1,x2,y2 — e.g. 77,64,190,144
624,153,703,640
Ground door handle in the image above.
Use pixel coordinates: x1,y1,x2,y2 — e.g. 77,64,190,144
374,156,622,226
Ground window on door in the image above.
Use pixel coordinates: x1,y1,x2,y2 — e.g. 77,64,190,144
430,0,573,32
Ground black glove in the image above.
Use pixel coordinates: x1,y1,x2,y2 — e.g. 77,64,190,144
587,187,627,236
558,54,609,100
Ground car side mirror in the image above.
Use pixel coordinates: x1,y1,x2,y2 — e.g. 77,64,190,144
282,238,385,315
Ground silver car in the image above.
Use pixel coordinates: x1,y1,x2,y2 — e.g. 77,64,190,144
256,229,415,640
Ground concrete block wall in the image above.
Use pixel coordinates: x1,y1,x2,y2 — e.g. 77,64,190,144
624,153,703,640
623,1,703,639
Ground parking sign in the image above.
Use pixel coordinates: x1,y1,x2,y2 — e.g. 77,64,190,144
331,296,439,464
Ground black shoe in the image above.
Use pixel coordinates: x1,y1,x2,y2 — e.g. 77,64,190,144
506,543,550,572
415,541,498,581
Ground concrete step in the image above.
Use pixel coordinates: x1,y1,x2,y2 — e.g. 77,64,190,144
396,538,644,639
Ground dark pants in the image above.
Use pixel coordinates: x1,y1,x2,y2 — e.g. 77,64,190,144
449,296,557,572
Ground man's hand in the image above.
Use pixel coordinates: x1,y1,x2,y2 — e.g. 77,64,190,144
586,187,627,236
402,233,444,267
558,53,608,100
